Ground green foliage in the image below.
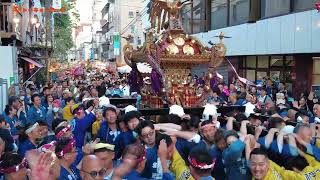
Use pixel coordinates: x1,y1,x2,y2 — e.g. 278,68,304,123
53,0,79,61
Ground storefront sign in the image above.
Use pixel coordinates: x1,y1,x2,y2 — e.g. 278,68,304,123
9,77,15,86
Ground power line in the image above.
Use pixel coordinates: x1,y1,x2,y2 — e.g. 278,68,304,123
121,8,148,34
121,10,148,35
120,6,148,34
120,6,147,34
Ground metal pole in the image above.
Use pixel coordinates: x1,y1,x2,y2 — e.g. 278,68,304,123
0,78,3,113
22,67,43,86
11,44,19,96
0,78,8,114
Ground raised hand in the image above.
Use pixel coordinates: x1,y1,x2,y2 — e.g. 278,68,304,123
82,138,100,154
157,139,168,159
113,157,135,179
27,151,56,180
254,126,263,140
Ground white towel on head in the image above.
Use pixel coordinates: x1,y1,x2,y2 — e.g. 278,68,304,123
202,104,217,120
125,105,137,114
99,96,110,107
281,125,295,134
169,105,185,117
244,102,256,117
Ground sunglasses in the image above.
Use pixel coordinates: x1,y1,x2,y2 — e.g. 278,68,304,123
81,168,107,178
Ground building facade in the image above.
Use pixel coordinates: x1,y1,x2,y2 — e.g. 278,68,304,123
1,0,51,84
100,0,145,65
182,0,320,98
74,0,94,61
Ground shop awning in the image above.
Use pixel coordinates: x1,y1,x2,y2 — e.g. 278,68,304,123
20,57,44,68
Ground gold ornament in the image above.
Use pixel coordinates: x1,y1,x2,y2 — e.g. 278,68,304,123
173,37,185,46
204,85,210,92
207,73,213,80
215,43,227,57
166,44,179,55
183,45,194,55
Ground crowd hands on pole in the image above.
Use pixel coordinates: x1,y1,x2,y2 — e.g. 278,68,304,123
0,71,320,180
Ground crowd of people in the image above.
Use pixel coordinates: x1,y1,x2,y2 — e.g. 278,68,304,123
0,69,320,180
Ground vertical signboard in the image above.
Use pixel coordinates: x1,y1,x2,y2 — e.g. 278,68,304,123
114,32,120,56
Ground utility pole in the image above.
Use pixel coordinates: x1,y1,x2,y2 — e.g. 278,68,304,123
44,0,52,81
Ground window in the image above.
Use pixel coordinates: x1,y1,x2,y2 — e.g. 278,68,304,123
246,70,256,81
211,0,228,29
229,0,250,26
241,55,294,82
313,58,320,84
257,71,267,80
270,56,283,67
130,25,135,33
293,0,318,12
192,0,207,33
137,37,141,45
181,5,192,34
286,56,295,66
128,11,134,18
258,56,269,68
261,0,291,18
246,56,256,68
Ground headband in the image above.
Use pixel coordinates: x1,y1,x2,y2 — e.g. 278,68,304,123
25,122,39,134
188,156,215,170
0,158,27,174
122,149,146,164
55,125,71,139
56,121,68,129
136,150,147,164
57,138,76,158
39,141,57,152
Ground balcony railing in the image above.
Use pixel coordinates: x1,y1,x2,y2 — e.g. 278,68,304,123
0,3,22,41
101,3,110,18
102,21,110,33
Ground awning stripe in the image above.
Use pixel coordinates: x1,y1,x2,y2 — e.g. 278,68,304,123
20,57,44,68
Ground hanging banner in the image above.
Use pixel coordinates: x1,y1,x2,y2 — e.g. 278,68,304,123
52,0,62,9
114,32,120,56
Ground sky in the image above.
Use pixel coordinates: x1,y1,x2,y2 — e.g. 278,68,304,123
75,0,93,23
